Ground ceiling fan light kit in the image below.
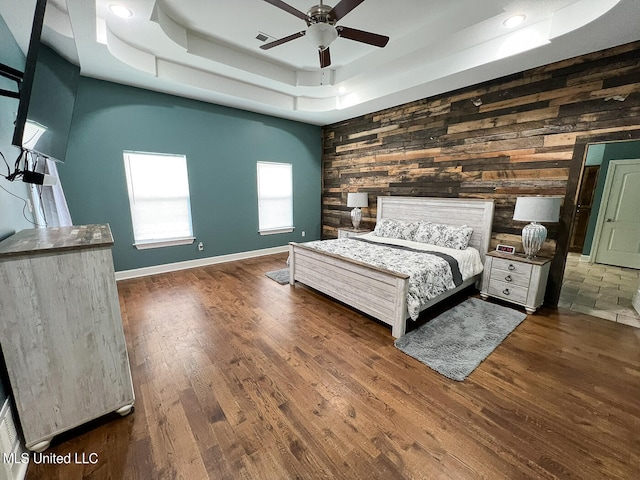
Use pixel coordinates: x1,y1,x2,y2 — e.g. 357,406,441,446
261,0,389,68
306,22,338,50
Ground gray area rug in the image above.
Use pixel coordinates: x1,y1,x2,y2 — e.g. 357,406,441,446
395,297,527,381
265,268,290,285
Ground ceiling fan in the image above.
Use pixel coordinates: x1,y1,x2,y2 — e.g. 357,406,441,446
260,0,390,68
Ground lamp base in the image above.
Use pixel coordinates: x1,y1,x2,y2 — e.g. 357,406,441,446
351,207,362,229
521,222,547,258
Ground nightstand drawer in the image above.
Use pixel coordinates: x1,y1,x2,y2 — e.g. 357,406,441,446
487,280,529,304
338,228,371,239
489,269,531,288
491,257,533,277
481,251,552,314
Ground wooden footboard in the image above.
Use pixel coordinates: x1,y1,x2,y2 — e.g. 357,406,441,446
288,197,495,338
289,242,410,337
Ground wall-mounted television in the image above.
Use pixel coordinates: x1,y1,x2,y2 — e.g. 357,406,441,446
10,0,79,163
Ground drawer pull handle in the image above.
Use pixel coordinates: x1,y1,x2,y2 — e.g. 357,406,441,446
503,288,510,295
508,264,516,271
505,275,513,282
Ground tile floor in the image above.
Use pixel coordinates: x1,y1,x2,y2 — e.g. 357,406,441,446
559,252,640,328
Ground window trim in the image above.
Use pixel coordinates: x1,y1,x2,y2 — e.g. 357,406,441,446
256,161,294,235
123,150,195,249
133,237,196,250
259,227,295,236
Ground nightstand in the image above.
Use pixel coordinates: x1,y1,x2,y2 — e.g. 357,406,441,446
337,227,372,239
480,251,552,314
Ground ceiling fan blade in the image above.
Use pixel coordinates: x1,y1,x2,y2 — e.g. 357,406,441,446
329,0,366,21
260,31,306,50
337,26,389,47
262,0,308,21
319,48,331,68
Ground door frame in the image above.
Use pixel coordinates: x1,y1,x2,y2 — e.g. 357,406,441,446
568,165,599,254
588,158,640,264
548,130,640,307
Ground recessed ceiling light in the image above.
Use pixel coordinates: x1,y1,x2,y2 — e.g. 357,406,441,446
338,86,347,95
109,4,133,19
503,14,526,28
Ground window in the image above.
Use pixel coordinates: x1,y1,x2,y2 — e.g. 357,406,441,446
123,151,194,249
257,161,293,235
22,120,47,150
29,156,72,228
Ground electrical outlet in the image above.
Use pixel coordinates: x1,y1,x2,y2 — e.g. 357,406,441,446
301,231,305,237
198,242,204,251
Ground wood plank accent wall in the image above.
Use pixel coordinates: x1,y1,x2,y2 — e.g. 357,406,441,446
322,41,640,306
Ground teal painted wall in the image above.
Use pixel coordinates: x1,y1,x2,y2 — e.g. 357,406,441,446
582,140,640,255
584,143,605,166
0,14,35,242
59,77,322,271
0,12,30,407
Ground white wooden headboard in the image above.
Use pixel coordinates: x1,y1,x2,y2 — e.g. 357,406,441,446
376,196,495,262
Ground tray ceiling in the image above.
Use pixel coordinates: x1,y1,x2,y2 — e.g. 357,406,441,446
2,0,640,125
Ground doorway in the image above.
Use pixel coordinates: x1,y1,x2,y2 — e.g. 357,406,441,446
559,140,640,328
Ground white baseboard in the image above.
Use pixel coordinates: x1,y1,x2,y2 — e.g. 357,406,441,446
115,245,289,281
579,254,591,262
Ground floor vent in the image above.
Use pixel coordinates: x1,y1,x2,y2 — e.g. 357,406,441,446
0,398,28,480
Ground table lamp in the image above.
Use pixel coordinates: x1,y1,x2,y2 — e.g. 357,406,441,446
347,192,368,229
513,196,561,258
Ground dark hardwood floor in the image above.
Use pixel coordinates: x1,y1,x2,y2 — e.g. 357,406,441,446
25,253,640,479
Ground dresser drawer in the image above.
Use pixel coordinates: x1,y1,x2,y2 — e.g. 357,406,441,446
487,280,529,304
491,257,533,277
489,268,531,288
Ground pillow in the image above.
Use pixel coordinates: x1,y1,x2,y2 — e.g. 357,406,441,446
414,222,474,250
373,218,419,240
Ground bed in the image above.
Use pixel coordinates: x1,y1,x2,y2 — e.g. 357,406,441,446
288,196,495,338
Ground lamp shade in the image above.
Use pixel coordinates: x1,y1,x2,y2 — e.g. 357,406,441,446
347,192,368,208
513,196,561,223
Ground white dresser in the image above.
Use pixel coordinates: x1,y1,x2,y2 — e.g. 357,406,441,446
0,225,134,452
480,251,551,314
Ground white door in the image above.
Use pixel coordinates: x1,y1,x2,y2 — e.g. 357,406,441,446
594,159,640,269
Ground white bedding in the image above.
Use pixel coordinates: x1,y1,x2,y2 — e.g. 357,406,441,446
302,233,484,320
356,232,484,280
